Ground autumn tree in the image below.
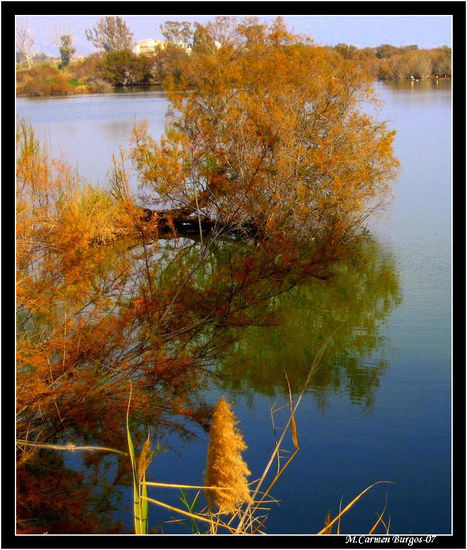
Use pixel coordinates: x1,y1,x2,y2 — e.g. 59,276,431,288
16,114,339,457
85,16,134,53
405,49,433,78
432,46,451,76
131,17,398,246
375,43,400,58
377,48,439,79
152,44,191,84
192,23,218,54
16,19,401,533
95,50,155,86
51,27,76,67
399,44,418,54
17,119,314,463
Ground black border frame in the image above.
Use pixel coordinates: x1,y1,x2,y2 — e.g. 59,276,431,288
3,2,465,548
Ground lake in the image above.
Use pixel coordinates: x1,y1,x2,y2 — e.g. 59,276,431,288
16,79,452,535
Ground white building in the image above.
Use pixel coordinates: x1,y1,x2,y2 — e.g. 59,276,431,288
134,39,166,56
134,38,220,56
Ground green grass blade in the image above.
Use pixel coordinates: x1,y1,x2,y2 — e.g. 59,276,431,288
179,489,201,533
126,382,142,534
141,474,149,534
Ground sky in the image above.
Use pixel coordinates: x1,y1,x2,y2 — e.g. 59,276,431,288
16,14,452,57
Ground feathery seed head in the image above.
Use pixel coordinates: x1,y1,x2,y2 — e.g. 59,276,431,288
205,396,252,514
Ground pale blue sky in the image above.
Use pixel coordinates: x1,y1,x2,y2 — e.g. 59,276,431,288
16,15,452,56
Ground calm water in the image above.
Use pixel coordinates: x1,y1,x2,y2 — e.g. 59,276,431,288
17,79,451,534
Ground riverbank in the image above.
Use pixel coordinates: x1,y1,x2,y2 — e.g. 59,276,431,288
16,74,451,98
16,63,166,97
16,80,163,97
16,39,451,98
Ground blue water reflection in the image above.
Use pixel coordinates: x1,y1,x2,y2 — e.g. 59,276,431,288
17,79,451,534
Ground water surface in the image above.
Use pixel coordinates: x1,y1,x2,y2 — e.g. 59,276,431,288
16,79,452,535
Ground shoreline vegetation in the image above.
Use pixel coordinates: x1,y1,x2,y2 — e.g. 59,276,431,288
16,16,407,534
16,18,451,98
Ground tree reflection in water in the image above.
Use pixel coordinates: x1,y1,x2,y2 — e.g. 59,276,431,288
17,229,400,533
217,237,402,412
17,18,401,532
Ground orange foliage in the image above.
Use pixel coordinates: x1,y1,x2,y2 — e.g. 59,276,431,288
16,21,399,532
16,123,204,456
17,121,326,470
131,17,398,244
17,450,124,533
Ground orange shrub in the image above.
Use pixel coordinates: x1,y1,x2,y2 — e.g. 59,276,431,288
16,64,75,96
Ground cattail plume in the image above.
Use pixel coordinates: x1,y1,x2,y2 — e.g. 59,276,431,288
205,396,252,514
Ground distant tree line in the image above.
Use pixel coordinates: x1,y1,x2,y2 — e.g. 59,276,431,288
16,16,452,97
332,42,451,79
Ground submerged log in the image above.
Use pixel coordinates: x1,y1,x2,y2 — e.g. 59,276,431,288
140,207,260,239
89,207,260,246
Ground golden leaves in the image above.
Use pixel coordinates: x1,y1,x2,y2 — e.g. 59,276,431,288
128,19,398,243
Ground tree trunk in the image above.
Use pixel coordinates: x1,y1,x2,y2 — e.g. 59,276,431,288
140,207,260,239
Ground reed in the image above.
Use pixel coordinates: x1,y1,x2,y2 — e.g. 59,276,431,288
137,338,393,535
17,347,392,534
138,396,391,534
15,440,127,455
205,396,252,515
126,381,159,534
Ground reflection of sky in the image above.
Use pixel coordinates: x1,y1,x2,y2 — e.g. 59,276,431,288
17,84,452,535
16,91,168,186
369,80,451,368
151,82,451,534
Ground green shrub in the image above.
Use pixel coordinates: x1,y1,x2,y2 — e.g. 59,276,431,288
95,49,156,86
67,79,83,86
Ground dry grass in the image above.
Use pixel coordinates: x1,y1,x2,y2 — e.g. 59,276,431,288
138,337,393,535
16,341,392,534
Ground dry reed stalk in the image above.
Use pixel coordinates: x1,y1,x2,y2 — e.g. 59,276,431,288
368,497,389,534
316,481,393,534
323,511,333,534
234,338,331,533
15,440,127,455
